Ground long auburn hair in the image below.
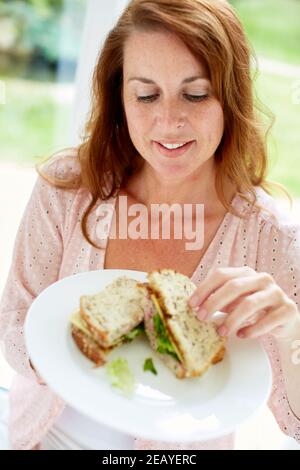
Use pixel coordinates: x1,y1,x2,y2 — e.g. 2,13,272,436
36,0,290,249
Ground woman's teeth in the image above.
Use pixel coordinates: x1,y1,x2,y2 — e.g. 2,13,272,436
154,140,194,158
160,142,188,149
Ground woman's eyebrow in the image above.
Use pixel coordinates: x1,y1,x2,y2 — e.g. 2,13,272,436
127,75,208,84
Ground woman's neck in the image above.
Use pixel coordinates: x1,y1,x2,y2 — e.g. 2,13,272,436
121,160,235,218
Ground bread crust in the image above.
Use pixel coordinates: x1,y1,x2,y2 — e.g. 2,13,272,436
80,296,110,346
71,324,108,366
211,343,226,364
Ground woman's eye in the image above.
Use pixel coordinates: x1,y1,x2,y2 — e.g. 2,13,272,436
137,94,159,103
184,94,209,102
136,94,208,103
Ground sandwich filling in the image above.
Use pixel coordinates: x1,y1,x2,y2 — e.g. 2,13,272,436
70,310,144,348
150,294,183,364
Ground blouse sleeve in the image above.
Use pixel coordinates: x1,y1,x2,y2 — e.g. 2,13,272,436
256,219,300,443
0,155,78,384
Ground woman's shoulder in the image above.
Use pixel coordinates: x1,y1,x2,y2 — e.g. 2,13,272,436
256,186,299,236
39,147,81,181
31,148,86,216
238,186,300,241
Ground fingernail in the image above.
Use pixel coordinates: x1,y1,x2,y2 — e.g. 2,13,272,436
189,295,200,308
237,330,245,338
197,307,207,320
218,325,227,337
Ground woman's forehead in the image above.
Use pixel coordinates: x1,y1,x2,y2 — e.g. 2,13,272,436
123,30,209,81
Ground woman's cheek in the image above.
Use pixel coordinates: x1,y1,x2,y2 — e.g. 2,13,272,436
126,104,151,130
198,102,224,141
125,107,152,151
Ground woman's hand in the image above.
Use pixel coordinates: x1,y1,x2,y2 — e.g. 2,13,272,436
188,266,300,340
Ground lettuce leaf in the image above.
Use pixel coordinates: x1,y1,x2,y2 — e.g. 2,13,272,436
143,357,157,375
106,358,135,396
122,323,145,343
152,313,180,362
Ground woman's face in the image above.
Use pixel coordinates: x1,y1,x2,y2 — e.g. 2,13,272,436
122,30,224,178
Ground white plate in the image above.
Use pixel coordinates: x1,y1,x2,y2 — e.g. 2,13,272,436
25,269,272,443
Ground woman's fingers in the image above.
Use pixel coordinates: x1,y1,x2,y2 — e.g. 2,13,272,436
188,266,256,309
188,266,298,340
237,304,296,339
197,272,274,320
218,284,286,336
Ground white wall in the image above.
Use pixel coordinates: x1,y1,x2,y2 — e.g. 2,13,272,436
69,0,129,145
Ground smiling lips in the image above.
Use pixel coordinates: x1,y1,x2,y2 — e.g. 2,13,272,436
154,140,195,157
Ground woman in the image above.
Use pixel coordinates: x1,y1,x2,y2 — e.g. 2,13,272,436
0,0,299,450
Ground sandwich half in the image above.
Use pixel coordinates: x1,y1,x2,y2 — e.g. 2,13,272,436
70,276,147,366
142,269,226,378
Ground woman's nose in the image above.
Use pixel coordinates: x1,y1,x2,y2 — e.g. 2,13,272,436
156,100,186,128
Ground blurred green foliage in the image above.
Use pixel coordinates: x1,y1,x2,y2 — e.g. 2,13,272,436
230,0,300,65
0,0,85,79
0,78,71,164
0,0,81,161
255,72,300,196
0,79,72,165
230,0,300,196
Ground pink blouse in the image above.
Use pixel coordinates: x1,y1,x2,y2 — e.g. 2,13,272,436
0,150,299,450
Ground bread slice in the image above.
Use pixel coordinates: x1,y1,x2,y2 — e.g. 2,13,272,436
70,310,112,366
71,324,108,366
144,269,226,378
80,276,147,348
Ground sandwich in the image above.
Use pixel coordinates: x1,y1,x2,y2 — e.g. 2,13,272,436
141,269,226,379
70,276,147,366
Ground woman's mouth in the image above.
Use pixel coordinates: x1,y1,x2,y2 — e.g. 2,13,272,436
153,140,195,158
